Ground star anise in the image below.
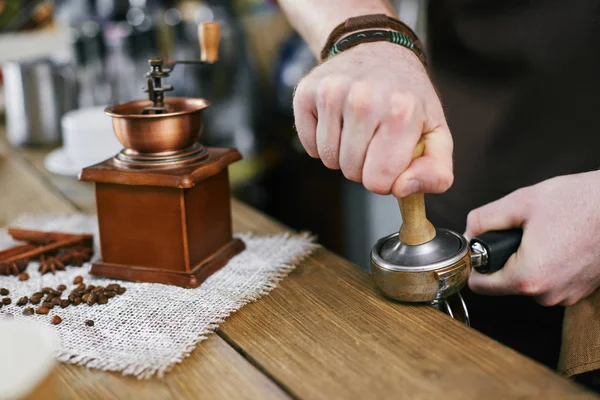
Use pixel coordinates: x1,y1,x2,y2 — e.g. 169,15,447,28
0,260,27,276
38,255,66,275
58,246,93,267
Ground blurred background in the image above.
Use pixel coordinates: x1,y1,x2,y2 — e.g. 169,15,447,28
0,0,426,269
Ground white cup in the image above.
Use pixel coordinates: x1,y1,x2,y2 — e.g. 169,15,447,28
44,106,123,176
0,320,58,400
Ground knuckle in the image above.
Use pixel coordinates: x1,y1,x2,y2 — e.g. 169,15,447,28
293,79,312,108
347,82,373,116
434,169,454,193
466,210,483,235
363,175,392,195
514,275,545,296
316,76,345,110
341,166,363,183
319,145,340,169
389,92,417,121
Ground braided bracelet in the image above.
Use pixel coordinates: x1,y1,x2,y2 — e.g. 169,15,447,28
320,14,426,65
325,29,426,65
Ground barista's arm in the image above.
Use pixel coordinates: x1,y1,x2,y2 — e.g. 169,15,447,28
276,0,396,55
277,1,454,198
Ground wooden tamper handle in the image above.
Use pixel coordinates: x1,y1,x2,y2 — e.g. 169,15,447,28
198,22,220,63
397,138,436,245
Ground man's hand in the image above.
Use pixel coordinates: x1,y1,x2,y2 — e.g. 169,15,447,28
292,42,453,198
465,171,600,306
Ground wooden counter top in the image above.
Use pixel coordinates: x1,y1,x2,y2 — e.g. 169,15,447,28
0,132,596,399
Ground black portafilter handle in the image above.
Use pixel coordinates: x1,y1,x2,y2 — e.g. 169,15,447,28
469,229,523,274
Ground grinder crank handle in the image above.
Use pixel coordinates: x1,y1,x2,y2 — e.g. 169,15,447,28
198,21,220,63
397,137,436,245
470,229,523,274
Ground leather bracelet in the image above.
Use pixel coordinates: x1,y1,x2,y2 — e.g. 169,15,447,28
325,29,426,65
320,13,426,65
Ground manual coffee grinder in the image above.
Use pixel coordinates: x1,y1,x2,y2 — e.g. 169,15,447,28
370,140,522,325
80,22,245,288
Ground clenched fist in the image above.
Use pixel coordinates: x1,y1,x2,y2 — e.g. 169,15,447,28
292,42,454,198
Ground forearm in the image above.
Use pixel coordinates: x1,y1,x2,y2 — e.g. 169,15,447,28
277,0,397,56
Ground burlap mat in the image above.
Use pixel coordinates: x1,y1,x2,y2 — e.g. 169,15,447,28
0,213,317,379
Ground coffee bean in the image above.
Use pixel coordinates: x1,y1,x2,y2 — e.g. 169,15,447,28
76,283,85,291
42,301,54,309
32,292,42,298
97,295,108,305
30,296,41,305
86,285,95,291
85,320,94,327
18,272,29,281
72,297,82,306
73,276,83,285
23,307,34,316
2,298,11,305
92,287,103,294
106,284,120,291
0,288,8,296
51,298,61,306
16,296,28,306
44,294,54,302
42,287,52,294
116,287,126,295
104,290,116,298
51,315,62,325
57,284,67,291
81,293,90,303
86,292,97,306
36,306,49,315
52,290,62,297
60,299,70,308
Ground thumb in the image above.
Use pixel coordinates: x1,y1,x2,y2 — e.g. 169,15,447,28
464,188,528,240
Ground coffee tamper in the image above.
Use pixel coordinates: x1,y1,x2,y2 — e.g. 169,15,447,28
370,140,522,325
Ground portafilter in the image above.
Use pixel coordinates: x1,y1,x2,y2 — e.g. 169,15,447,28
370,140,522,325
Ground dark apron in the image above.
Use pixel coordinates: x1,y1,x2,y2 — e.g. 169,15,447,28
426,0,600,372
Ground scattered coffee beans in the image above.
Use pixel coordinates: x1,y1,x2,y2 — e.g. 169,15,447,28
2,298,11,305
85,320,94,326
18,272,29,281
73,276,83,285
0,288,8,296
57,284,67,291
36,306,49,315
51,315,62,325
16,296,28,306
23,307,34,316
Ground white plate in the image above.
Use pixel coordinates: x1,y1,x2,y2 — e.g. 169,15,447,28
44,147,82,177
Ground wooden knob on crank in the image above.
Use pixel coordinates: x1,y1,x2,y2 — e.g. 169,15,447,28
198,22,220,63
397,138,436,245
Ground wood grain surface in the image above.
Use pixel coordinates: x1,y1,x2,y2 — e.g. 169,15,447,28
1,130,598,399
